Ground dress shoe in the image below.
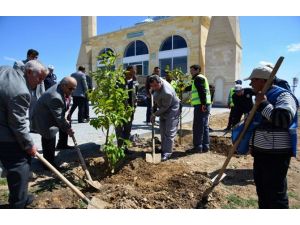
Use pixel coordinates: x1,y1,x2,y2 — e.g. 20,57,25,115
78,119,88,123
56,144,75,150
25,194,34,208
162,153,172,161
124,148,134,155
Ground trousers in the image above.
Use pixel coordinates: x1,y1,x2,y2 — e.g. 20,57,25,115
159,115,179,154
0,142,31,208
253,153,291,208
193,104,210,150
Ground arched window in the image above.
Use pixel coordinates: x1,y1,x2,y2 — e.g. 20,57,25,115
123,40,149,76
159,35,188,76
160,35,187,51
124,40,149,57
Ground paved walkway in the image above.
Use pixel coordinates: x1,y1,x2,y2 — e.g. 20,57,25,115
29,105,229,148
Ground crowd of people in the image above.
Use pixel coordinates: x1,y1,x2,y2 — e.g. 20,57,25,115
0,48,298,209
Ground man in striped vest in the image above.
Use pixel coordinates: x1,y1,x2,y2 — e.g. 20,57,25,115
190,65,211,153
245,66,298,208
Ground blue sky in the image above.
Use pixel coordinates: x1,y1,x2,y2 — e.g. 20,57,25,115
0,16,299,97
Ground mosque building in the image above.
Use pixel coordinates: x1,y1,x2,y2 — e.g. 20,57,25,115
77,16,242,105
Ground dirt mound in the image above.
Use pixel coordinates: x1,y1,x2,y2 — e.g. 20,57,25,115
93,158,214,208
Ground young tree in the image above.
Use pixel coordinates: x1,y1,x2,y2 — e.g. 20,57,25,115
88,52,134,171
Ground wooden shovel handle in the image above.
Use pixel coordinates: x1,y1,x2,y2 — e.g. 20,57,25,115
35,152,92,205
71,135,93,182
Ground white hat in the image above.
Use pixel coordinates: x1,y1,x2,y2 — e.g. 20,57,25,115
244,66,272,81
48,65,54,70
235,84,243,91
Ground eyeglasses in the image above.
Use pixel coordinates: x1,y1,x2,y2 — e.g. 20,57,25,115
68,87,76,91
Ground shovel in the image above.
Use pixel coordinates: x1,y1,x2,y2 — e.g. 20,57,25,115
200,56,284,203
146,93,161,163
71,135,102,190
35,152,103,208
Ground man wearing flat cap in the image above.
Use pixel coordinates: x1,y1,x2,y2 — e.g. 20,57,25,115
244,66,298,208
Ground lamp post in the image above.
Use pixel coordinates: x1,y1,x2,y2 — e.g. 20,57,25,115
292,77,298,94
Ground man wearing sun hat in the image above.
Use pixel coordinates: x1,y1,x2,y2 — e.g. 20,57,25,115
244,66,298,208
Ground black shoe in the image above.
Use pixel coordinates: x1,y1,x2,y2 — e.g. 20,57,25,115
155,147,162,154
209,128,214,132
25,194,34,208
124,148,134,155
78,119,88,123
186,147,200,154
56,144,75,150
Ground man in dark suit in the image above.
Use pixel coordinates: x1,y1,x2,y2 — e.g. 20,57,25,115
83,74,93,121
115,65,138,153
0,60,48,208
68,66,88,123
31,77,76,168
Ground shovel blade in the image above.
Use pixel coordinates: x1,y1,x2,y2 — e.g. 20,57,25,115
146,153,161,164
85,179,102,190
87,197,112,209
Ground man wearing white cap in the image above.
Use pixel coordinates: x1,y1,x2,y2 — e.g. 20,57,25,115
244,66,298,208
230,84,255,127
44,65,57,90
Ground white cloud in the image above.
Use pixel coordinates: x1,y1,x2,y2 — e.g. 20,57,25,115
3,56,17,62
259,61,273,67
287,43,300,52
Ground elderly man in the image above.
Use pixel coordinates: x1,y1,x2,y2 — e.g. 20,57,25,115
13,49,46,133
32,77,76,169
149,75,180,161
244,66,298,208
0,60,48,208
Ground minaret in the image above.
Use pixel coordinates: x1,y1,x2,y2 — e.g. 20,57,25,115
77,16,97,71
205,16,242,105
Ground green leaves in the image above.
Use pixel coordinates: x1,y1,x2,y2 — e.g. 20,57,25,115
89,53,133,171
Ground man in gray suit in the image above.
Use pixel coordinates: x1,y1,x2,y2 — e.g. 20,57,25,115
13,49,45,132
149,75,180,161
0,60,48,208
68,66,88,123
32,77,76,169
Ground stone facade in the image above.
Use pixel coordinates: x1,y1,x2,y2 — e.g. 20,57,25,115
77,16,241,105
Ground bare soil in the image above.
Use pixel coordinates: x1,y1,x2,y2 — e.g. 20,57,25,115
1,113,299,209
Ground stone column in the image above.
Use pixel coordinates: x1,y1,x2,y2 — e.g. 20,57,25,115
77,16,97,72
205,16,242,106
